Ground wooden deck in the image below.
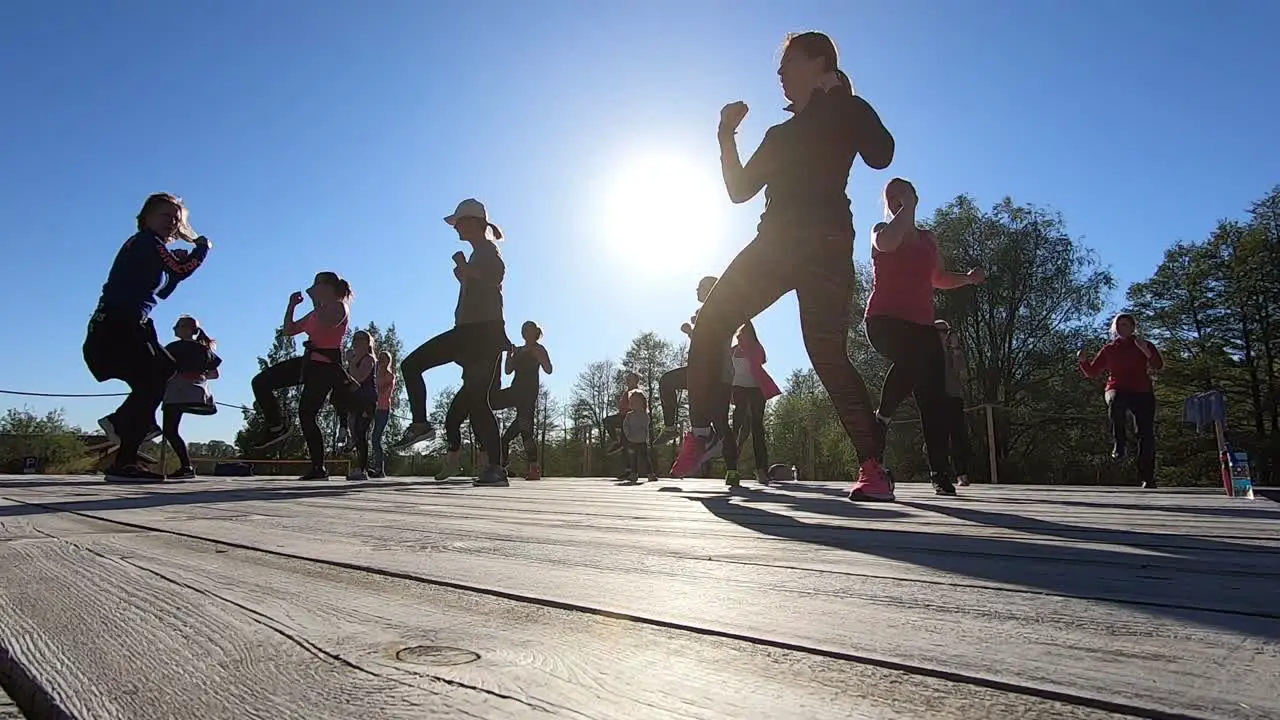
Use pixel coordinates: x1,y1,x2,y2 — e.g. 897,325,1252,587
0,475,1277,720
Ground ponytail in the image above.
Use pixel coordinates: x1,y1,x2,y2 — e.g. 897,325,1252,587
834,68,854,95
194,328,217,350
487,222,504,241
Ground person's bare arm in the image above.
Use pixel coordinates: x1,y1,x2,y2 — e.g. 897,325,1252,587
537,344,553,374
932,254,980,290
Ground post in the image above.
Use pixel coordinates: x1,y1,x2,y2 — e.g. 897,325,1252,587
985,403,999,485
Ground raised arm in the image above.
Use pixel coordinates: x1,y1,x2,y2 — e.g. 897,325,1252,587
1136,338,1165,371
1078,346,1110,378
844,94,894,170
932,254,983,291
281,292,309,336
537,344,553,375
719,125,779,205
504,349,517,376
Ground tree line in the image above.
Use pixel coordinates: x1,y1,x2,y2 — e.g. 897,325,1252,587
7,185,1276,485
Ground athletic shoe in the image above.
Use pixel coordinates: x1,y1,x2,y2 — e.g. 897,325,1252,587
653,426,679,445
346,468,368,482
298,466,329,481
255,424,295,450
526,463,542,481
336,427,350,447
367,470,386,479
435,455,461,481
475,466,510,487
755,468,770,486
104,464,166,484
670,432,711,478
169,466,197,480
391,422,436,451
1112,443,1127,460
1141,480,1158,489
847,459,895,502
930,472,958,497
956,474,971,487
97,417,162,446
724,469,741,487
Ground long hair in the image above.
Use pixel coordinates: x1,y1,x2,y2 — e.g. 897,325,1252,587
1109,312,1137,338
178,315,216,350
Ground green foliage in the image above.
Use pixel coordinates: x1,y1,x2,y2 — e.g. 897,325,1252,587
0,407,94,474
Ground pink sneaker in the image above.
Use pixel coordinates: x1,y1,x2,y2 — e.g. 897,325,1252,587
847,459,896,502
670,432,710,478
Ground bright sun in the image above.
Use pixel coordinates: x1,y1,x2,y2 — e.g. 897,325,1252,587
599,151,729,274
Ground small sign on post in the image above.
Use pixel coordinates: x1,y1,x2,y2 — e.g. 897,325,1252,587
22,456,38,474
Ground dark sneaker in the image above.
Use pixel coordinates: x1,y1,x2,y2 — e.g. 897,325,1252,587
391,422,436,451
169,466,197,480
475,466,510,487
104,464,166,484
724,469,741,487
367,470,386,479
1141,480,1158,489
298,466,330,481
255,424,294,450
931,472,958,497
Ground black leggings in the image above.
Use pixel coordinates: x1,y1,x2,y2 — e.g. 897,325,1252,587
731,386,768,471
688,232,878,469
402,321,506,461
83,311,173,467
161,406,191,468
658,366,687,428
1107,390,1156,483
492,386,538,465
940,396,970,477
251,357,350,469
866,315,950,474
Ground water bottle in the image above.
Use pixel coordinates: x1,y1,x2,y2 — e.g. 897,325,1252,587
1228,451,1255,500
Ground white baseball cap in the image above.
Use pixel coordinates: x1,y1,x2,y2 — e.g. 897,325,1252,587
444,198,489,226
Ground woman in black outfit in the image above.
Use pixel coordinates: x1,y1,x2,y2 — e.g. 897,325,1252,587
493,321,553,480
162,315,221,479
84,193,211,483
392,198,511,487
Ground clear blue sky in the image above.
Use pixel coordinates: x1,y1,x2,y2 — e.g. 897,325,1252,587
1,0,1277,443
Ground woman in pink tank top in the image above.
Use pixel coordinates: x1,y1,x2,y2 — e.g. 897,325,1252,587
857,178,986,501
249,271,355,481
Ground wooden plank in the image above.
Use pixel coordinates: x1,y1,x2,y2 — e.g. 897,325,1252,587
7,515,1124,720
0,534,594,719
3,477,1278,719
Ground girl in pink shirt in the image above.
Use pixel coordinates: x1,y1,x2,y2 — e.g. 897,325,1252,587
250,271,353,480
370,350,396,478
858,178,986,501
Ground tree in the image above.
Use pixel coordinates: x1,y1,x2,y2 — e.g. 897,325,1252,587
572,359,620,443
925,195,1115,484
0,407,91,473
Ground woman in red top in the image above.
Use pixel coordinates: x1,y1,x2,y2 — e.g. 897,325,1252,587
1078,312,1164,488
250,271,353,480
858,178,985,501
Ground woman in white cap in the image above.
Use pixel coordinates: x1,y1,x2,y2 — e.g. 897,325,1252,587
391,198,511,487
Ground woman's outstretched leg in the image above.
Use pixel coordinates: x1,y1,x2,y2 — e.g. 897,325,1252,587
395,328,463,449
161,405,193,476
674,239,791,482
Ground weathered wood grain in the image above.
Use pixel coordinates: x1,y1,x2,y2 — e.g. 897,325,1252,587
2,475,1277,720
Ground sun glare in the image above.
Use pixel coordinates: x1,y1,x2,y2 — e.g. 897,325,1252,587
599,151,728,274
